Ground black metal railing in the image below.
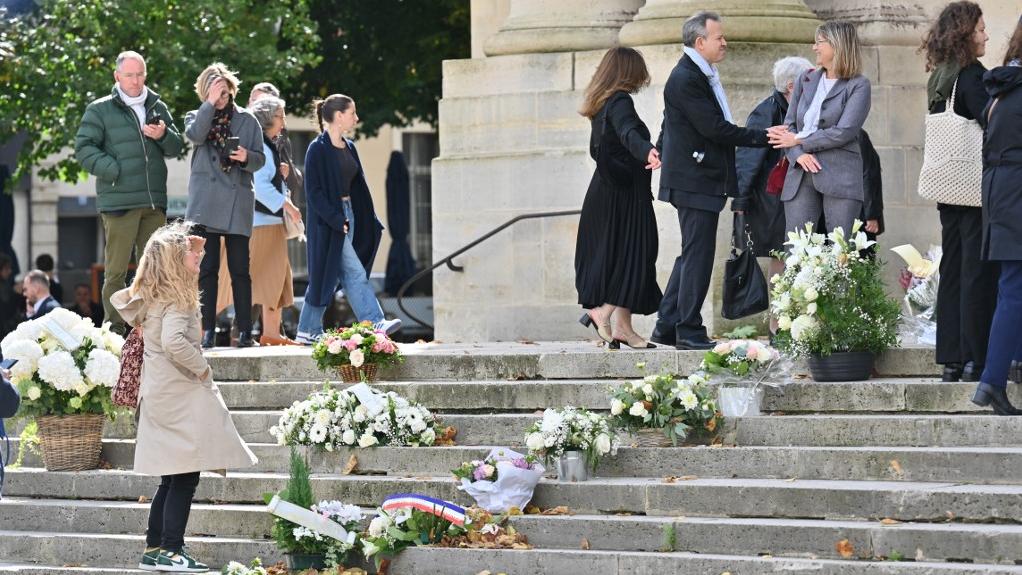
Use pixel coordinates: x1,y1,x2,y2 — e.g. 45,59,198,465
395,209,582,329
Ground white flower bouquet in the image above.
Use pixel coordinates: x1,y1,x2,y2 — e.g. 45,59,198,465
891,244,941,346
451,448,545,513
269,383,440,450
524,406,618,472
0,307,124,419
770,221,901,358
608,372,721,445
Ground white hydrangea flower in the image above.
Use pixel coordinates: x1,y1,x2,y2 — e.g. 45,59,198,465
84,348,120,387
36,350,84,391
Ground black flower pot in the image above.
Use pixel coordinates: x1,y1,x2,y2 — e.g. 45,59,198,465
285,553,327,571
807,351,874,382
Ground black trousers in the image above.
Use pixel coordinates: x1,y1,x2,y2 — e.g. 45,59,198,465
655,205,719,340
145,471,201,551
936,205,998,366
196,228,252,332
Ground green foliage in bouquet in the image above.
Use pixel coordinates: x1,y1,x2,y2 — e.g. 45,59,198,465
771,221,901,358
607,372,720,445
361,506,466,569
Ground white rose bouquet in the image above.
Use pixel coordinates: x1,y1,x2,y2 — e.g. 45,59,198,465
608,372,721,445
523,406,618,472
270,383,441,450
0,308,124,419
770,221,901,358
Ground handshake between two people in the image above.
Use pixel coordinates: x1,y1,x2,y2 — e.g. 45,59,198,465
766,124,821,175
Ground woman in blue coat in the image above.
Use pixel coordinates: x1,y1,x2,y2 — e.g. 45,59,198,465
295,94,401,343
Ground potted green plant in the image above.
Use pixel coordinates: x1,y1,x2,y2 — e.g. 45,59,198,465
770,221,901,381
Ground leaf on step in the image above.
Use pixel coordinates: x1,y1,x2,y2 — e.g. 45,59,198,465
680,475,698,481
785,477,798,482
945,511,955,522
476,571,492,575
511,542,531,550
507,506,522,516
541,505,571,515
518,339,537,345
835,539,855,558
915,548,926,561
342,454,359,475
525,505,543,514
663,476,679,483
880,518,900,526
580,537,591,550
435,426,458,446
889,459,904,478
138,496,148,503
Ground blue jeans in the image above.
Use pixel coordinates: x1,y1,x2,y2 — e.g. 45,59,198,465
980,260,1022,388
297,200,384,337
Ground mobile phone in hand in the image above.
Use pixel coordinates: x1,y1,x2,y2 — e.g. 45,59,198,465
225,137,240,155
0,358,18,370
146,116,161,126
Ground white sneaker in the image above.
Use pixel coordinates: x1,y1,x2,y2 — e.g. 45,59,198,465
374,318,402,335
294,332,319,345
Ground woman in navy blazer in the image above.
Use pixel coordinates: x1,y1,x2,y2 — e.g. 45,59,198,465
295,94,400,343
768,21,872,240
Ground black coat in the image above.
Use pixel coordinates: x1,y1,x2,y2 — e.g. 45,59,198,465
735,91,788,254
859,129,884,234
657,54,769,212
981,65,1022,261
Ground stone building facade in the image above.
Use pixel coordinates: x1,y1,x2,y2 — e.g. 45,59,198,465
433,0,1021,341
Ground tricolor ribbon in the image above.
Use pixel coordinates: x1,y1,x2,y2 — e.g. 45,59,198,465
381,493,468,527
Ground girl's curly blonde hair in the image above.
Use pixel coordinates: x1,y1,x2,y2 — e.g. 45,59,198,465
129,221,201,311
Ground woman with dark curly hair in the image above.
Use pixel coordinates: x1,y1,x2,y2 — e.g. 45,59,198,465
920,1,997,384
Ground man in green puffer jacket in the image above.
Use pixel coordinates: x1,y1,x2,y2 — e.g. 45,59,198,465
75,50,184,335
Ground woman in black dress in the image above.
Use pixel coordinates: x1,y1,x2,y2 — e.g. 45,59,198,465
575,47,663,349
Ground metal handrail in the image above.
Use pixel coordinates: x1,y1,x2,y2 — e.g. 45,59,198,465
396,209,583,329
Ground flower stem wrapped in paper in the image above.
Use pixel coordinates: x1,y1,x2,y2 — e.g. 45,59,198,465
890,244,941,346
451,448,544,513
700,340,793,417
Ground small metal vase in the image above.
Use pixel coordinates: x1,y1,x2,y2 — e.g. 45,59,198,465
556,450,589,482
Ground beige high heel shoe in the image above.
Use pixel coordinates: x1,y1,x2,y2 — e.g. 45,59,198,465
579,312,613,343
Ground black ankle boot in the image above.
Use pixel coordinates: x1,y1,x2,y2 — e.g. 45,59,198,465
961,361,983,382
942,363,963,382
236,331,256,348
971,382,1022,415
201,330,215,349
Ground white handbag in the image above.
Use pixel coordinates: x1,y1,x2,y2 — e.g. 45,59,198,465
917,76,984,207
284,207,306,241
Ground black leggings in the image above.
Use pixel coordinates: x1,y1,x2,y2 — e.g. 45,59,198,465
145,471,201,551
196,228,252,332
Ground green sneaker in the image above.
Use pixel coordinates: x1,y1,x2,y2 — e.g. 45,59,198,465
155,548,209,573
138,547,161,571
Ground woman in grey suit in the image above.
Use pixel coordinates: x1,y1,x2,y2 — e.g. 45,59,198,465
768,21,872,239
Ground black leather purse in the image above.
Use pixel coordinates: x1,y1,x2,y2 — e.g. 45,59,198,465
722,213,770,320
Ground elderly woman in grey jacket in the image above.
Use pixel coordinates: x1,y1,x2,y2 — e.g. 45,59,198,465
184,63,265,349
768,21,872,239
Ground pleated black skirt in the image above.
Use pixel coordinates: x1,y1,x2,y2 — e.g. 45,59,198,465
574,168,662,315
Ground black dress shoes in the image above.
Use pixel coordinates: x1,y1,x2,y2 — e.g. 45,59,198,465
961,361,983,382
649,331,675,347
971,382,1022,415
941,363,963,382
237,331,257,348
201,330,216,349
675,335,716,351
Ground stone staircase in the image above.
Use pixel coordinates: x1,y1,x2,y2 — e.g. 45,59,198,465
2,342,1022,574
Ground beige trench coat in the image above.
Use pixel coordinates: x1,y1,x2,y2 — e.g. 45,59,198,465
112,289,257,476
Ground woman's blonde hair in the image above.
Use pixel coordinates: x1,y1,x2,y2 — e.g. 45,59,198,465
579,47,651,119
195,62,241,102
129,221,201,311
817,21,863,79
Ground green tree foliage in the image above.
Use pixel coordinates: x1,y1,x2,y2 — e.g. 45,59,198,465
289,0,470,137
0,0,320,185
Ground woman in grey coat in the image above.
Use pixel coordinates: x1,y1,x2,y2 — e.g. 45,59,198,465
184,63,265,349
768,21,872,240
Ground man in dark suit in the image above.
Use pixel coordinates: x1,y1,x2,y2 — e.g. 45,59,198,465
651,11,771,350
22,270,60,320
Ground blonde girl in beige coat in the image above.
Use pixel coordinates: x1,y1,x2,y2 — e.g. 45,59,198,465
112,222,256,573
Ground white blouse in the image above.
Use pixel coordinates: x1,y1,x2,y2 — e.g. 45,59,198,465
796,76,839,140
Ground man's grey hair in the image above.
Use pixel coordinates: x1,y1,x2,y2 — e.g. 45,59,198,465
24,270,50,290
250,96,286,130
251,82,281,99
116,50,146,72
772,56,813,93
682,11,721,47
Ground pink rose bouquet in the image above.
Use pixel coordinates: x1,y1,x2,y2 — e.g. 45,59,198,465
311,321,403,374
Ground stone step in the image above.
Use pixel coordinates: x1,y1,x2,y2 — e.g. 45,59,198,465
212,378,1022,413
3,498,1020,564
204,343,940,382
27,440,1022,484
0,530,279,571
47,410,1022,447
5,469,1020,522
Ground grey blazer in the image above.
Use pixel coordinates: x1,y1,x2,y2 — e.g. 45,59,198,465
183,102,265,237
780,69,871,202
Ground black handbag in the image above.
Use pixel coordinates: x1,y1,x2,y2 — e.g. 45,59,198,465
722,213,770,320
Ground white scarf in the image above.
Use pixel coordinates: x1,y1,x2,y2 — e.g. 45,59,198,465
683,46,733,122
115,84,149,127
